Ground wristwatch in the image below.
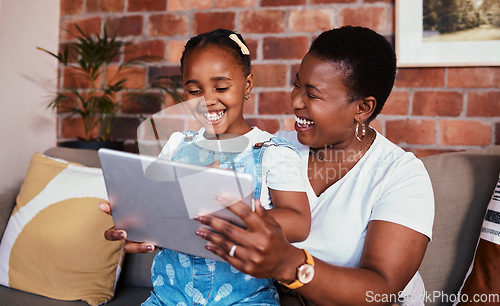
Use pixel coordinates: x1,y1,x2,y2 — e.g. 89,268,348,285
281,249,315,289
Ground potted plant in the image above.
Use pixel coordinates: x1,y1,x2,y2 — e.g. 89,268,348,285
38,25,165,150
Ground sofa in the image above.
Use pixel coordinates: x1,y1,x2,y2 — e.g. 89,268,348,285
0,145,499,305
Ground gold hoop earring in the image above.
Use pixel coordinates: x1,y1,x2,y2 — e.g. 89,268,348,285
355,121,366,141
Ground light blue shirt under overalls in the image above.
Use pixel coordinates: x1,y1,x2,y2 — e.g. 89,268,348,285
142,131,298,306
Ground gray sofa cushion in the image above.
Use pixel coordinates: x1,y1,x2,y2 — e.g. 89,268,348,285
419,146,500,304
0,284,151,305
44,147,100,168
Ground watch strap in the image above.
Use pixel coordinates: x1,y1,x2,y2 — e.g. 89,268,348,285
281,249,314,289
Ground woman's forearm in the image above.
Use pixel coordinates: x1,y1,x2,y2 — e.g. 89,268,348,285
294,258,397,306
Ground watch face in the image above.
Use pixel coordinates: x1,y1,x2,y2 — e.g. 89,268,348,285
298,264,315,284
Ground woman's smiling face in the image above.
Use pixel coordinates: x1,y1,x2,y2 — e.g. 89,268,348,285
291,52,359,149
182,45,252,137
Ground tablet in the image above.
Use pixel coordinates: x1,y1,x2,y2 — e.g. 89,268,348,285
98,148,253,261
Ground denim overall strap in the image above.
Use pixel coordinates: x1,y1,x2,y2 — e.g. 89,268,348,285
252,136,299,200
180,131,198,143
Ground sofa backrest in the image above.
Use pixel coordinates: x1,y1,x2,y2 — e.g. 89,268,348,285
419,146,500,305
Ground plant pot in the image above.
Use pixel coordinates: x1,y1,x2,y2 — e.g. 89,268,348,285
58,140,125,151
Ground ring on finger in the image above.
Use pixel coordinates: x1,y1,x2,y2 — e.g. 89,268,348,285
229,244,238,257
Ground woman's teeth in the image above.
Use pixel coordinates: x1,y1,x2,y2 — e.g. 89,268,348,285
295,115,315,127
203,110,225,122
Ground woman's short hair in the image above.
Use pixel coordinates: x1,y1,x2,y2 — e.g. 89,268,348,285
180,28,251,77
309,26,397,121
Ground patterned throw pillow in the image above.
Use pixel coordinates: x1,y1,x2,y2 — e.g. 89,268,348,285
0,153,124,305
455,172,500,305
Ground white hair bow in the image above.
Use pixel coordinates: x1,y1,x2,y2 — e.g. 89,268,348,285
229,34,250,55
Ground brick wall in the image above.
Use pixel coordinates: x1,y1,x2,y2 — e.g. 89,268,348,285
58,0,500,156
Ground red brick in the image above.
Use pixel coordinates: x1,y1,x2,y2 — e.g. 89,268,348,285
60,117,99,140
290,63,300,82
194,12,236,35
283,117,296,131
148,14,189,36
245,118,280,133
243,94,256,115
448,67,500,88
124,40,166,62
414,148,461,158
496,123,500,145
311,0,355,3
364,0,392,2
63,17,101,40
52,92,78,114
438,120,490,146
382,91,409,115
86,0,124,13
168,0,211,11
245,39,258,61
467,92,500,117
263,36,309,60
395,68,445,88
339,7,388,33
121,93,162,114
63,67,97,89
385,119,435,145
258,91,293,114
412,91,463,116
105,66,146,89
55,43,77,65
61,0,83,15
108,117,142,140
148,66,182,85
370,119,382,132
214,0,257,8
262,0,305,6
105,15,143,37
252,64,288,88
167,40,186,64
127,0,166,12
289,9,333,33
240,11,286,34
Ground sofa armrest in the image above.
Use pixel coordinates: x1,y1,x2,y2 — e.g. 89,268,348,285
0,192,18,239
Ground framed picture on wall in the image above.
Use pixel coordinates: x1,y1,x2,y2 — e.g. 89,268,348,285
395,0,500,67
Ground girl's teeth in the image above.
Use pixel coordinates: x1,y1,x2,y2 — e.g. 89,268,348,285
204,110,225,121
295,115,315,127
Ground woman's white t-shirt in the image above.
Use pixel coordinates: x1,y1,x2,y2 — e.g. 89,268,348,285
276,129,435,304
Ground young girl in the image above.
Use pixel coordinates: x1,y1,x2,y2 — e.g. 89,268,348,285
142,29,310,305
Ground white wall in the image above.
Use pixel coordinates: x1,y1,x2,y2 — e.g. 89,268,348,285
0,0,60,193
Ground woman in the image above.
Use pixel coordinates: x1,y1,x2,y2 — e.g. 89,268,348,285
193,26,434,305
104,26,434,305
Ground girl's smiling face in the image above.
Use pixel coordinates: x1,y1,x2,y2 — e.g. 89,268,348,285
182,45,253,138
291,52,360,149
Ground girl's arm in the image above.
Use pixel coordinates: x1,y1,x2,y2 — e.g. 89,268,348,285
267,189,310,242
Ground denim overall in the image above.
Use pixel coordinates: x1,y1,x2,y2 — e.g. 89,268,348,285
143,131,298,306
